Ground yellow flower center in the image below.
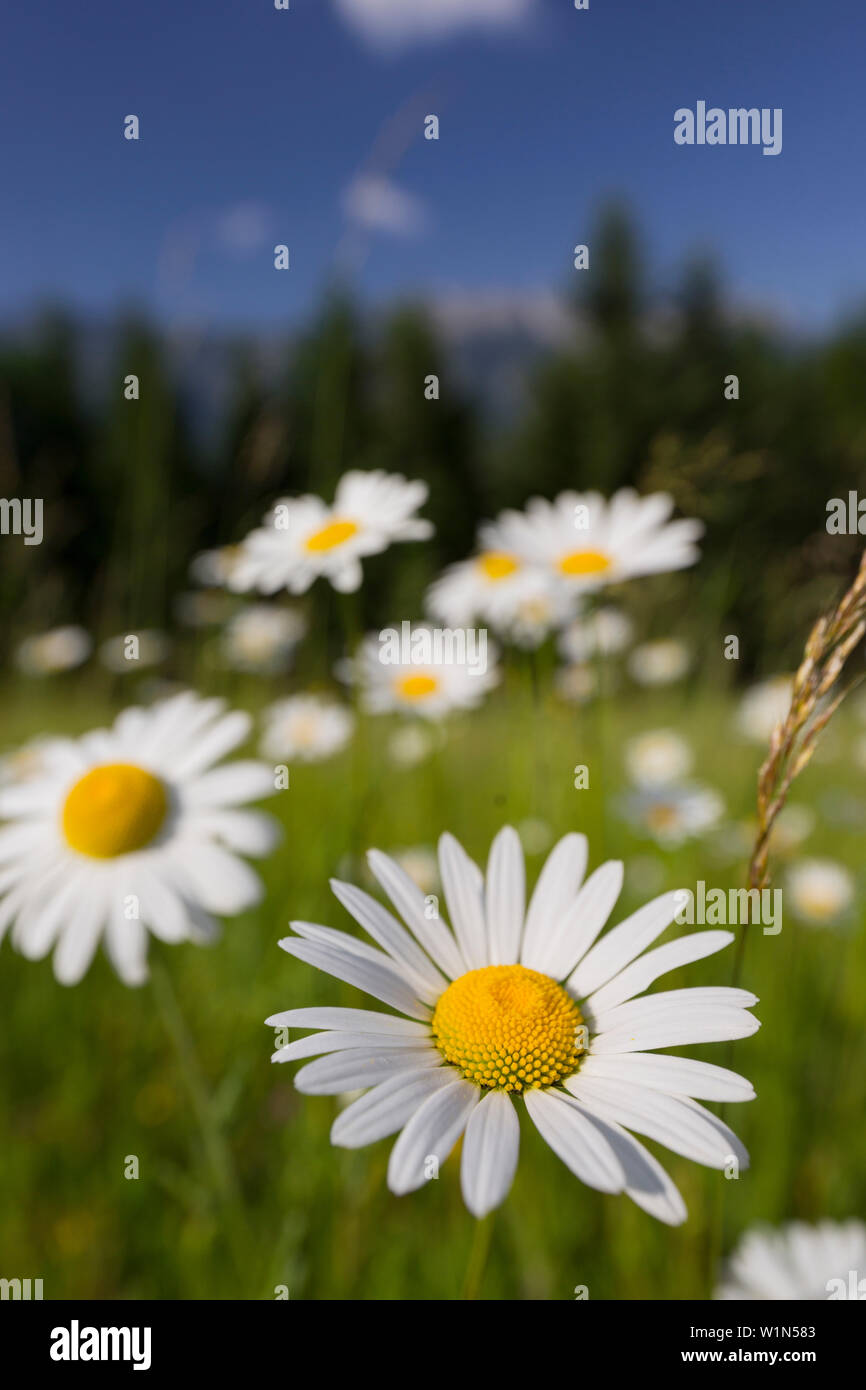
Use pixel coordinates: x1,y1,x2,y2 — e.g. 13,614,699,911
478,551,519,582
62,763,168,858
432,964,584,1092
304,519,359,553
396,674,439,701
559,548,611,577
647,803,679,832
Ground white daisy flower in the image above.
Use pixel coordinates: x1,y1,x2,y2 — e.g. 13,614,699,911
349,626,499,720
426,531,575,649
260,696,355,763
268,827,758,1221
624,730,693,787
0,693,278,986
716,1220,866,1300
554,663,598,705
785,858,855,926
627,639,691,687
16,626,92,676
189,545,245,588
221,605,306,674
386,725,436,768
620,783,724,848
491,489,702,595
98,630,169,674
736,676,793,744
228,470,433,596
558,607,634,664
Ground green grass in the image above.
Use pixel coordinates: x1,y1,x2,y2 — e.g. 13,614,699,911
0,672,864,1300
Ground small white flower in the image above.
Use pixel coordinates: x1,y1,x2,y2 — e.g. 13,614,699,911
260,696,355,763
16,626,92,676
716,1220,866,1300
627,639,691,687
222,605,306,674
269,827,757,1221
492,489,702,595
349,626,499,720
426,530,575,649
190,545,245,588
785,858,855,926
517,818,554,856
554,663,598,705
624,730,693,787
0,693,278,986
736,676,793,744
620,783,724,848
228,470,433,596
98,631,169,674
558,607,634,664
387,725,436,768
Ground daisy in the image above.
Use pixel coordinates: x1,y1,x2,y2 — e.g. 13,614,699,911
268,827,758,1221
785,858,855,926
386,725,436,768
0,692,278,986
228,470,433,596
16,626,92,676
349,626,499,720
492,489,702,595
627,639,691,687
98,630,169,674
260,696,355,763
736,676,793,744
554,663,598,705
221,605,306,674
624,730,693,787
189,544,245,588
620,783,724,848
716,1220,866,1300
558,607,634,665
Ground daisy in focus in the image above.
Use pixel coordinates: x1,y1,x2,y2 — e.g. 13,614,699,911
0,692,278,985
716,1220,866,1300
347,625,499,720
260,695,355,763
269,827,758,1221
491,489,703,595
227,470,433,596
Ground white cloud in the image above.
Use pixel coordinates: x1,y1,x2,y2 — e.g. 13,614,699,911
343,174,427,237
333,0,534,49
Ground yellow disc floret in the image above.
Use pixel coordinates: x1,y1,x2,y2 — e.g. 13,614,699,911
62,763,169,859
432,964,584,1092
558,548,611,577
396,673,439,701
304,519,359,552
478,551,520,581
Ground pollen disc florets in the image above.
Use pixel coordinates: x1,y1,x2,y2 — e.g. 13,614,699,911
432,963,584,1092
62,763,168,858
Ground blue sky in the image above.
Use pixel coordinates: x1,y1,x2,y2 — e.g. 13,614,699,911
1,0,864,333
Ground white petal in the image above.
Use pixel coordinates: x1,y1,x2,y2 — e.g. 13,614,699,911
587,930,734,1013
265,1007,430,1036
590,985,759,1036
565,1075,749,1170
578,1052,756,1102
528,860,623,979
184,761,275,808
329,878,446,996
558,1097,687,1225
171,710,252,779
523,1088,625,1193
278,937,432,1020
331,1068,459,1148
460,1090,520,1217
272,1030,435,1063
485,826,525,965
294,1047,441,1094
520,833,588,969
437,833,488,970
53,886,108,985
568,889,682,998
174,843,263,915
367,849,466,979
387,1078,479,1195
193,809,279,857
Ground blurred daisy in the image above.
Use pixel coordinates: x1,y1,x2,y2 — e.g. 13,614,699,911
390,846,439,896
0,738,58,787
492,489,702,595
349,626,499,720
270,827,757,1221
0,692,278,985
99,630,169,674
517,817,554,856
627,639,691,687
624,730,693,787
772,804,815,854
554,663,598,705
716,1220,866,1300
426,533,574,650
260,696,355,763
190,545,245,588
736,676,793,744
620,783,724,848
16,626,92,676
387,724,436,768
558,607,634,665
785,858,855,926
222,605,306,674
229,470,433,596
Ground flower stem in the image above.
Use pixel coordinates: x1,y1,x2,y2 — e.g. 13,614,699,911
461,1215,494,1300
